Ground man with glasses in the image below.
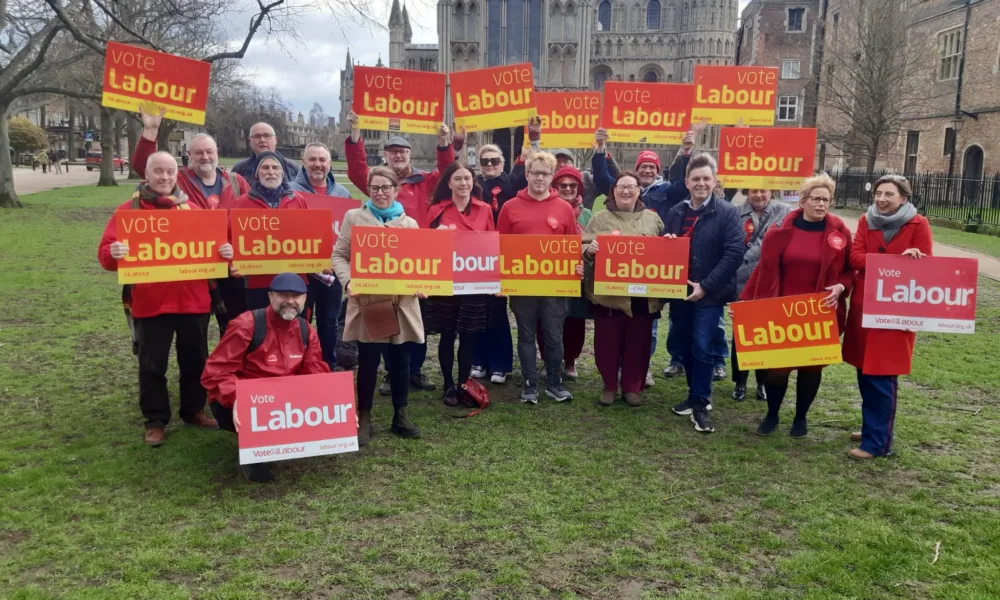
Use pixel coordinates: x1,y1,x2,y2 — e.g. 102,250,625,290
344,110,458,391
497,152,579,404
233,123,301,187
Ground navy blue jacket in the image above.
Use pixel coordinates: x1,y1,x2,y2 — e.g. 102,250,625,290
233,151,301,187
663,197,744,306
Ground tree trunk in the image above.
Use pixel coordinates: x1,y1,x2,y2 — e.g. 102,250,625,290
126,116,141,180
157,120,176,153
68,103,77,161
866,137,880,174
0,103,24,208
97,107,118,187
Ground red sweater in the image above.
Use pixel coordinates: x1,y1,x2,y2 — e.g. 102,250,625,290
496,189,578,235
132,136,249,210
426,198,496,232
200,309,330,408
97,199,213,318
778,220,824,296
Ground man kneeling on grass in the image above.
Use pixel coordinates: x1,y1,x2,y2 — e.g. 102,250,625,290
201,273,330,482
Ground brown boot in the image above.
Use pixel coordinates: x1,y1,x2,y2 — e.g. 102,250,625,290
144,427,165,447
624,393,642,407
390,407,421,438
182,412,219,429
850,432,862,442
848,448,875,460
599,390,615,406
357,410,373,447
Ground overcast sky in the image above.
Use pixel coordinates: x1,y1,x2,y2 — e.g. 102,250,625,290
236,0,750,121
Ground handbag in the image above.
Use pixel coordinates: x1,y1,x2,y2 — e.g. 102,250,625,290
444,377,490,418
358,295,401,340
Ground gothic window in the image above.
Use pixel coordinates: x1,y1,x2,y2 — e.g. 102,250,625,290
593,66,613,90
595,41,601,56
598,1,612,31
716,40,722,54
617,39,624,56
643,70,658,82
646,0,660,29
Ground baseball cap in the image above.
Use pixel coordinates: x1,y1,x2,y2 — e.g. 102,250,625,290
383,136,411,150
269,273,307,294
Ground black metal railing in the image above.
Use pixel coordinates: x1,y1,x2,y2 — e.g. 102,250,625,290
832,169,1000,226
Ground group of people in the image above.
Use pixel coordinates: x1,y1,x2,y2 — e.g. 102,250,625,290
97,108,933,482
34,148,65,174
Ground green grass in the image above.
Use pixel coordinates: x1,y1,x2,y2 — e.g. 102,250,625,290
2,186,1000,599
926,227,1000,259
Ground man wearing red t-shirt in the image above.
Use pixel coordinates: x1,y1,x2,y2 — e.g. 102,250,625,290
497,152,578,404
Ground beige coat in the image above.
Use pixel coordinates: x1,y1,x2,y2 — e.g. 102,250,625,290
582,208,666,317
332,207,425,344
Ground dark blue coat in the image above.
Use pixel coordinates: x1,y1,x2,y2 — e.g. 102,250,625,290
593,151,690,223
663,197,744,306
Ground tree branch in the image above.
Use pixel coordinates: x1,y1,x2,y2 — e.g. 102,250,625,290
42,0,106,55
12,86,102,102
201,0,285,63
0,23,65,100
89,0,164,52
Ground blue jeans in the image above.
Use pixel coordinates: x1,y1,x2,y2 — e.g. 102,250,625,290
305,277,342,370
474,313,514,375
857,371,899,456
384,342,426,377
668,301,724,409
656,315,726,369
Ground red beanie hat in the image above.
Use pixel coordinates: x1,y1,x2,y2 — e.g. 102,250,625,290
553,165,584,189
635,150,661,171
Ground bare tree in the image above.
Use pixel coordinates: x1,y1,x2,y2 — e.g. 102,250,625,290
205,79,292,156
816,0,942,172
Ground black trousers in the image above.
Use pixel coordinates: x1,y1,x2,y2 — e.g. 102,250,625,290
357,342,410,412
730,339,768,387
215,278,247,337
134,313,210,428
438,330,474,391
210,402,236,433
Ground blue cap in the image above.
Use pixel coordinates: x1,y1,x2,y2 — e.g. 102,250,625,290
269,273,307,294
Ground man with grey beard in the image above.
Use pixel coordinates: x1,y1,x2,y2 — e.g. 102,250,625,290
201,273,331,483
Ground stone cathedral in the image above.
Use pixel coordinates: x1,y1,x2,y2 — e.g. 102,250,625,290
340,0,737,167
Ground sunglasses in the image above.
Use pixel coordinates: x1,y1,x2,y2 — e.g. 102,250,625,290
480,157,502,167
557,183,579,190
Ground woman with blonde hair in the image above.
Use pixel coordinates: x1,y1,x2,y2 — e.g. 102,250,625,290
740,173,855,438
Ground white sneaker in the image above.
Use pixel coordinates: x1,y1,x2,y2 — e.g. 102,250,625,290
490,372,507,384
645,370,655,388
470,366,487,379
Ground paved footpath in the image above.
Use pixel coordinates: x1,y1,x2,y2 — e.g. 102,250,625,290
13,165,129,195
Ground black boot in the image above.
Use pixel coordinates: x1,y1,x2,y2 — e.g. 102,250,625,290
357,410,373,447
756,384,767,401
238,462,275,483
790,418,808,438
391,406,421,438
756,415,779,436
731,384,747,401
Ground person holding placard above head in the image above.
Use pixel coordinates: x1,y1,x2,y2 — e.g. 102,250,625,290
497,151,579,404
842,175,932,460
551,148,619,211
581,171,665,407
98,151,235,447
200,273,330,483
740,174,854,438
332,167,425,446
731,189,790,402
424,163,495,402
344,110,460,393
663,154,743,434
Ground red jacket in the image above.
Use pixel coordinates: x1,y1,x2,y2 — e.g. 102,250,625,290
97,199,213,318
201,309,330,408
344,138,455,228
496,189,579,235
426,198,496,232
842,213,933,375
132,137,249,210
231,190,310,289
741,209,855,331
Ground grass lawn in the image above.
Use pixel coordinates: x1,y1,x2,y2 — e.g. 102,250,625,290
925,228,1000,260
2,186,1000,599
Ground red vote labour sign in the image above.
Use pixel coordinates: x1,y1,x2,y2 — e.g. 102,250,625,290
862,255,978,334
452,231,501,295
236,372,358,465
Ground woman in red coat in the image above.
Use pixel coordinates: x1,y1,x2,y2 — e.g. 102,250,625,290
424,162,496,401
842,175,933,460
740,174,854,438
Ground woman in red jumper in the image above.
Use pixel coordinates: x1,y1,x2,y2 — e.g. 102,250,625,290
741,173,854,438
424,163,496,400
842,175,932,460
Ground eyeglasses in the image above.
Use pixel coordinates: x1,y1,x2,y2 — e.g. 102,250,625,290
528,170,553,178
480,157,502,167
250,133,274,140
804,196,832,204
615,184,639,192
557,183,579,190
370,184,395,194
385,148,409,156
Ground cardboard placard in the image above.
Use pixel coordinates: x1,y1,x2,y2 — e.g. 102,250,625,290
352,66,446,135
731,292,842,370
450,63,537,132
453,231,501,295
862,254,978,333
301,193,360,247
535,91,601,149
717,127,817,190
499,234,582,297
102,41,211,125
231,209,334,275
236,372,358,465
350,226,453,295
115,209,228,284
692,65,778,126
601,81,694,145
593,235,690,298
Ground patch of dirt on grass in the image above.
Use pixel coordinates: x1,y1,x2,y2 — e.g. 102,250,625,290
63,207,115,223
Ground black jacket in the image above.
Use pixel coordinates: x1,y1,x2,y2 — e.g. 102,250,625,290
663,198,744,306
478,163,526,223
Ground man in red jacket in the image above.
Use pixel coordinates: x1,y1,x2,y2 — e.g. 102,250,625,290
98,151,235,447
133,106,251,334
201,273,330,482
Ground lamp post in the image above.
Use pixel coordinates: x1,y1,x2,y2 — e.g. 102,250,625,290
945,0,975,202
